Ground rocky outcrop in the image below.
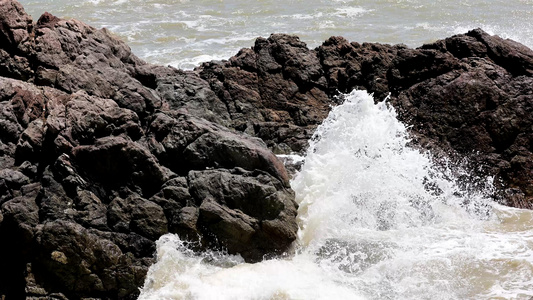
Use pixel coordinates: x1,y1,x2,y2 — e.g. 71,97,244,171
1,0,533,298
0,1,297,299
196,30,533,209
198,34,332,154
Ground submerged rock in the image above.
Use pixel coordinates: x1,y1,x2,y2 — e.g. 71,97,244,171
0,0,532,298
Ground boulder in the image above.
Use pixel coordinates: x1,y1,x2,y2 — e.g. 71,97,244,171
197,34,332,153
189,168,297,262
33,220,149,299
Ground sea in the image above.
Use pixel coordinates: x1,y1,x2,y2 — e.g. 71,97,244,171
19,1,533,299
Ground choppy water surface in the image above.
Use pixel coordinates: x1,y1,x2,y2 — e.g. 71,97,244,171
138,91,533,299
19,0,533,69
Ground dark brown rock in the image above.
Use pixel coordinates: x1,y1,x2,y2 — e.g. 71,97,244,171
0,0,33,53
385,30,533,208
0,1,300,298
2,0,533,298
144,110,290,185
33,220,149,299
0,182,40,299
189,168,297,262
198,28,533,209
197,34,332,153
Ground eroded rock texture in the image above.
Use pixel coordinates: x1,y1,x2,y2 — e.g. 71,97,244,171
1,0,533,298
0,1,296,299
197,30,533,209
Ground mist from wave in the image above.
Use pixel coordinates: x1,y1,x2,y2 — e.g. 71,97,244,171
138,90,533,300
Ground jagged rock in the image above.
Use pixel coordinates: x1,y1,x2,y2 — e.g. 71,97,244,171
1,0,533,298
198,29,533,208
107,194,168,240
136,64,231,125
189,168,297,262
72,136,173,197
0,182,40,298
197,34,332,152
0,1,300,298
145,110,290,184
387,30,533,207
33,220,148,299
0,0,33,81
32,16,161,119
0,168,29,190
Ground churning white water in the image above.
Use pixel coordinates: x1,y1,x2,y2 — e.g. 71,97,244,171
139,90,533,300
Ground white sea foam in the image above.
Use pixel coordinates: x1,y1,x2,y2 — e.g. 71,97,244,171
333,7,370,18
290,12,324,20
276,154,305,164
140,234,365,300
172,54,228,70
138,90,533,299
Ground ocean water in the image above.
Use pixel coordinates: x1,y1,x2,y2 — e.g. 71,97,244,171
16,1,533,299
19,0,533,69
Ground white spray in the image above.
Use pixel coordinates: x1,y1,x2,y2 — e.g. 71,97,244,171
139,90,533,300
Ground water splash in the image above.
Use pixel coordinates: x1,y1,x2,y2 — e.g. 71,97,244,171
292,90,492,245
139,90,533,300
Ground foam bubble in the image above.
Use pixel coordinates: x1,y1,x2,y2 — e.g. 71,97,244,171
333,7,370,18
140,234,365,300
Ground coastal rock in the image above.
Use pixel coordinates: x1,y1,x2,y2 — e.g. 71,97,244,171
389,30,533,207
0,2,298,299
144,110,290,184
197,34,331,153
1,0,533,298
189,168,297,262
198,29,533,209
33,220,148,298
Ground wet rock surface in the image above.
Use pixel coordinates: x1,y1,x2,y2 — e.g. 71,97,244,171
197,29,533,209
0,0,532,298
0,1,296,299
